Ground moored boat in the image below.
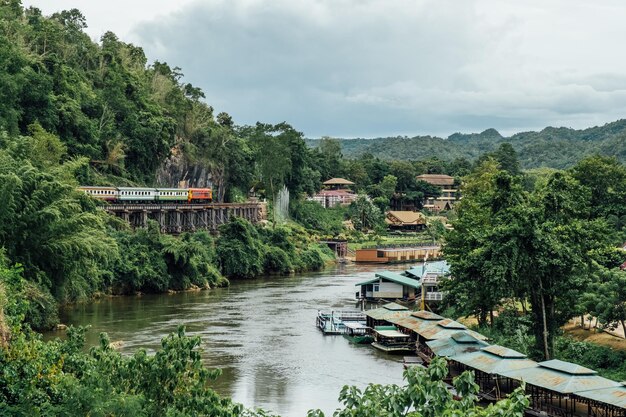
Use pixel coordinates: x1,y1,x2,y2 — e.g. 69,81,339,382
342,322,373,344
371,325,414,353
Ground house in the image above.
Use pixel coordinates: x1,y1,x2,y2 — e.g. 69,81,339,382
309,178,357,208
416,174,459,212
356,271,421,301
405,260,450,307
385,211,427,231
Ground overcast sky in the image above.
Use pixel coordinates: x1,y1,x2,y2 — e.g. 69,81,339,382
24,0,626,138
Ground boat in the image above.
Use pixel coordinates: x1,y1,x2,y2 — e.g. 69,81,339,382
342,322,374,344
371,325,414,353
316,310,366,335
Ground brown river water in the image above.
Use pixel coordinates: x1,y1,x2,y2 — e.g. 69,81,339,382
52,263,413,417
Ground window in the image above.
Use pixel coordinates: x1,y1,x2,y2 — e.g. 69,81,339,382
373,284,380,292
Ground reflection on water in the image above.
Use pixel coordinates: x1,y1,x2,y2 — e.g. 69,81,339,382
53,263,414,417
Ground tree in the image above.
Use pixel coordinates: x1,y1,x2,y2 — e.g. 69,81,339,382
570,155,626,219
216,218,264,278
493,143,521,176
348,195,383,231
389,160,416,192
446,161,613,358
313,137,344,181
0,155,116,305
191,124,252,203
307,357,528,417
444,160,515,326
594,268,626,337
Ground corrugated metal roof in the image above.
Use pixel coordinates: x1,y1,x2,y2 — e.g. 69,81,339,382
382,302,408,311
411,310,443,320
426,331,490,358
482,345,526,359
389,316,432,332
452,346,537,374
539,359,596,375
376,271,422,288
437,318,466,330
574,385,626,408
418,325,467,341
405,266,424,278
423,261,450,275
355,272,421,289
364,307,411,321
452,332,483,344
499,365,621,394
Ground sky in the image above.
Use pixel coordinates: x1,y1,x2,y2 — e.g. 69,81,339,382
24,0,626,138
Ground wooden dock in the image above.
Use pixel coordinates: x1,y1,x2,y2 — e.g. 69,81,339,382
316,311,366,335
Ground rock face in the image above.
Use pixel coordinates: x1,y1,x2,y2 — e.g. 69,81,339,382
155,147,213,188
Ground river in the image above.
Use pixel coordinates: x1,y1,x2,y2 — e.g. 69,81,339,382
54,263,411,417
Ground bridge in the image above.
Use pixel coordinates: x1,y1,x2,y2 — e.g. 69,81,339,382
102,202,266,233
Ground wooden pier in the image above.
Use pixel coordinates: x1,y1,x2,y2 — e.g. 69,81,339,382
102,203,265,234
316,310,366,335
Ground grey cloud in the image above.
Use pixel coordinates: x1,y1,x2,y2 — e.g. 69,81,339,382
130,0,626,138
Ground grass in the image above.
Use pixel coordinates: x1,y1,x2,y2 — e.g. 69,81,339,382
562,321,626,352
347,233,436,251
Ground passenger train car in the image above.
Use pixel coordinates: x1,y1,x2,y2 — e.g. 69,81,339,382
78,186,213,204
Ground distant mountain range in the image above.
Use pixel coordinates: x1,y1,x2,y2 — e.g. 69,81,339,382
306,119,626,169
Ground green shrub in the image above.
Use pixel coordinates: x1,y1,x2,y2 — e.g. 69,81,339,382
22,281,59,331
290,200,345,236
216,218,264,278
263,246,293,274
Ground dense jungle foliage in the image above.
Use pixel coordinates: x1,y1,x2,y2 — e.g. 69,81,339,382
444,154,626,363
308,119,626,169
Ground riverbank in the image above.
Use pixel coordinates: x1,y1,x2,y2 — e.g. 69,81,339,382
51,263,405,416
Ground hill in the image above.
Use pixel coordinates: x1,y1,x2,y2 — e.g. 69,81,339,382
307,119,626,168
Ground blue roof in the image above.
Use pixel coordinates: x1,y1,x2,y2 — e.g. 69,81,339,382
423,261,450,275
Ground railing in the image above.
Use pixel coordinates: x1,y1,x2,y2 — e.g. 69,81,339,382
424,292,444,301
360,243,440,250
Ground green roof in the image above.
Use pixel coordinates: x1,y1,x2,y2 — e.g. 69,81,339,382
500,364,620,394
405,266,424,278
482,345,527,359
539,359,596,375
355,271,421,289
574,385,626,408
382,302,408,311
437,318,466,330
452,346,537,374
452,332,485,344
364,305,411,321
374,325,397,331
411,310,443,320
426,331,489,358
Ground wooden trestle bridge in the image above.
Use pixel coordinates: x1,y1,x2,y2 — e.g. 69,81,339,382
103,203,265,234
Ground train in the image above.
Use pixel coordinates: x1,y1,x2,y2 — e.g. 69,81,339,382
78,186,213,204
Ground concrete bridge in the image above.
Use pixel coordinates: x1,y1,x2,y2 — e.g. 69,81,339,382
103,203,266,234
